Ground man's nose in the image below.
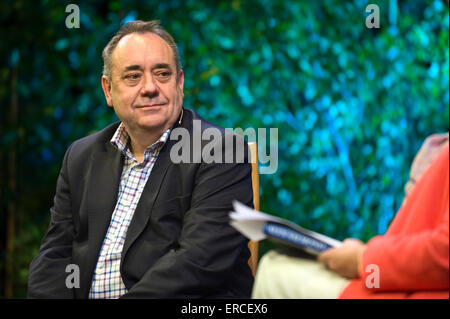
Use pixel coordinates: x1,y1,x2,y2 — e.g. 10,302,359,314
140,74,158,96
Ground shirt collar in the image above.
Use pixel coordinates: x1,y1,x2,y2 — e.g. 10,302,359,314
110,123,171,160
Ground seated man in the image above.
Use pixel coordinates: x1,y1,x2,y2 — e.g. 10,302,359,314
28,20,254,298
252,134,449,298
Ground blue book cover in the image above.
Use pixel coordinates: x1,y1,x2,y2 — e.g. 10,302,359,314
263,222,334,255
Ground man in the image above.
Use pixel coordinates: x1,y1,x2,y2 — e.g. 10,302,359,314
28,20,254,298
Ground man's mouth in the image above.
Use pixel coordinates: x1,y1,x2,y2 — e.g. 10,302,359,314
136,103,166,109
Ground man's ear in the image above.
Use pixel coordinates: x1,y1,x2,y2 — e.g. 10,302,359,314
177,70,184,98
101,75,113,107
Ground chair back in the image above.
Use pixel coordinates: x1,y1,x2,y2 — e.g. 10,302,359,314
247,142,259,277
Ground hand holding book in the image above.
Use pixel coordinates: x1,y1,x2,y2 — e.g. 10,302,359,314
318,238,366,279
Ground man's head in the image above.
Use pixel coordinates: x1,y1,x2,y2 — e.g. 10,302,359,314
102,20,182,82
101,20,184,138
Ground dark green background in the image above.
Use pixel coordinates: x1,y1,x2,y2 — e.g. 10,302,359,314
1,0,448,298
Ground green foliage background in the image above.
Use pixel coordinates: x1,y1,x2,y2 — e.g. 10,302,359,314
0,0,448,298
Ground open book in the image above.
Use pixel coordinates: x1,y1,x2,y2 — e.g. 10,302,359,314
229,201,341,255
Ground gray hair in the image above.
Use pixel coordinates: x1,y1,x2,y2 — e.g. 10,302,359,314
102,20,182,81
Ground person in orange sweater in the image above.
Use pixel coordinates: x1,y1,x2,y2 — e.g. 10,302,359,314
252,134,449,299
321,144,449,298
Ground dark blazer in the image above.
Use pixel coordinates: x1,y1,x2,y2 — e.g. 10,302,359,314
28,108,254,298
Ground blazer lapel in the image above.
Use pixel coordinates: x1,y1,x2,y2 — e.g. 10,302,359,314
121,139,173,262
79,142,123,298
121,109,193,263
121,109,194,262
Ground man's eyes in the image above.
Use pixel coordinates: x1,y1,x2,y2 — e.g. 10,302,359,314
156,71,172,80
122,73,142,84
122,71,172,83
125,73,141,80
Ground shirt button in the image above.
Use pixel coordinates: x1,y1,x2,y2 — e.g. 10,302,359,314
96,264,104,275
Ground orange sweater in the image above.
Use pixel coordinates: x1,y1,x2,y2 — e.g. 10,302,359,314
340,145,449,299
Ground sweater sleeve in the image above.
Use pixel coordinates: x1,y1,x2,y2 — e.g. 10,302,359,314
359,209,449,292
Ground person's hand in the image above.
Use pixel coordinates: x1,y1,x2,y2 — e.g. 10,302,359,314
317,238,366,279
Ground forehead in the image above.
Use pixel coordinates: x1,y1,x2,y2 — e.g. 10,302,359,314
111,32,174,70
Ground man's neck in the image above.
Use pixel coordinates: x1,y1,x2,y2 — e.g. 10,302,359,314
127,128,164,163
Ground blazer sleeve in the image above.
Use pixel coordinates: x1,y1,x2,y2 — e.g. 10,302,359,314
359,209,449,292
121,140,254,298
27,144,76,298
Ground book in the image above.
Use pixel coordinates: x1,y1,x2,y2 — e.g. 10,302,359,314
229,200,341,255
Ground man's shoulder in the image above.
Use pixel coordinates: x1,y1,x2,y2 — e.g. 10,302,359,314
183,108,245,142
68,121,120,156
180,108,250,163
183,108,225,133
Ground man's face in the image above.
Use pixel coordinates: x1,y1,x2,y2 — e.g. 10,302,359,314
102,32,184,135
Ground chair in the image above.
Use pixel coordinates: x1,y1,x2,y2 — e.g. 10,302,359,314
247,142,259,277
